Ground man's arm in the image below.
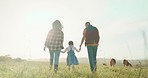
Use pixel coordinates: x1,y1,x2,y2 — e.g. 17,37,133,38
96,28,100,44
80,36,85,47
80,29,86,48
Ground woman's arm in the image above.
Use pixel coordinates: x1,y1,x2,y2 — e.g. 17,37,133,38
44,30,51,51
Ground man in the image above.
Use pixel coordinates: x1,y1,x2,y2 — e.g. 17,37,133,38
80,22,100,73
44,20,64,73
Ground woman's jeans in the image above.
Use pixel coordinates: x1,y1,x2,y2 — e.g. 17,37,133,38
49,50,60,66
87,46,98,72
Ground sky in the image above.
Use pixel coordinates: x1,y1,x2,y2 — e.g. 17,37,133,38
0,0,148,60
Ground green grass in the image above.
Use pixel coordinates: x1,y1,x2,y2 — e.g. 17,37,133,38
0,61,147,78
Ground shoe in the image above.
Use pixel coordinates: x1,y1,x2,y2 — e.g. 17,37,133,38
54,64,58,73
72,66,75,70
49,65,52,70
54,69,57,73
92,66,97,73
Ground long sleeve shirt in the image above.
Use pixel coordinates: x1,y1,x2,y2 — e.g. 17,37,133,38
45,29,64,51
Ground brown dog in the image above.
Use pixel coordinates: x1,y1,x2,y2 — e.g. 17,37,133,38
110,58,116,67
123,59,132,67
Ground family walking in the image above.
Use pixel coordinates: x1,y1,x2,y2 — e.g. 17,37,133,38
44,20,100,74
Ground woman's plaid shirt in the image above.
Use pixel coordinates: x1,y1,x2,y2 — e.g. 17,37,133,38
45,29,64,51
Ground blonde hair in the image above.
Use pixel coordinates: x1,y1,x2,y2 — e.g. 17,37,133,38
52,20,63,29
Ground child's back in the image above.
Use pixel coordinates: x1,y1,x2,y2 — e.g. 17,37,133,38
61,41,80,70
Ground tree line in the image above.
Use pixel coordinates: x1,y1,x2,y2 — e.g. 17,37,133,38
0,55,25,62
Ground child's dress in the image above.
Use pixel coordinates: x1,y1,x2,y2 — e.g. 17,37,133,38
67,48,78,65
62,46,79,65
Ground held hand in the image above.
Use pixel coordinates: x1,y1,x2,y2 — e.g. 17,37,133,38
79,44,82,48
79,47,81,52
61,46,64,49
61,51,65,53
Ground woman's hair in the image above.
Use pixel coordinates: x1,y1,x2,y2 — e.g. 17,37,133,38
52,20,63,29
68,41,73,45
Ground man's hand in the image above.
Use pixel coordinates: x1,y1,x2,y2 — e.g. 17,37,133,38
79,44,82,49
79,45,81,48
79,47,81,52
79,44,82,52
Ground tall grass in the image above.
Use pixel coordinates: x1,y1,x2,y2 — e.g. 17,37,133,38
0,61,147,78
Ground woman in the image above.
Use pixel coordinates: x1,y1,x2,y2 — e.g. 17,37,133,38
44,20,64,73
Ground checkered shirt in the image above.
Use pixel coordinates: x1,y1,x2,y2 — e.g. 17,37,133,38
45,29,64,51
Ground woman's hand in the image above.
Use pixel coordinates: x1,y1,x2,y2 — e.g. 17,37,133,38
61,51,65,53
44,46,46,51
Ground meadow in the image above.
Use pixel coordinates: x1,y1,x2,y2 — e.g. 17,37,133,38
0,61,148,78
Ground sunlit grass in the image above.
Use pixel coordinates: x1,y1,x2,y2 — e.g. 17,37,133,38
0,61,147,78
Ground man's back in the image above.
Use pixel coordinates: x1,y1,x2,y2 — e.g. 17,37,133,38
85,25,100,45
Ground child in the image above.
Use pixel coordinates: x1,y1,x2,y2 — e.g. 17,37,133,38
61,41,80,70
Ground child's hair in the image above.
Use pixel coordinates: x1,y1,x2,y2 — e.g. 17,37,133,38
68,41,73,45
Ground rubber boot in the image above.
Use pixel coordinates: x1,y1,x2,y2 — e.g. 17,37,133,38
49,65,52,70
68,65,70,71
54,64,58,73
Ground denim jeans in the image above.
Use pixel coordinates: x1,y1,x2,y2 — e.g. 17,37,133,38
49,50,61,65
87,46,98,72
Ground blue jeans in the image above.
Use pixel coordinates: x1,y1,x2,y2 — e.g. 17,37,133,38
49,50,60,65
87,46,98,72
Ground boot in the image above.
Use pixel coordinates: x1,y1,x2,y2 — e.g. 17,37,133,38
54,64,58,73
92,65,97,74
49,65,52,70
68,65,70,71
72,65,75,70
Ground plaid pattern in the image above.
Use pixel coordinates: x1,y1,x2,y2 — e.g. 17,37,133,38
45,29,64,51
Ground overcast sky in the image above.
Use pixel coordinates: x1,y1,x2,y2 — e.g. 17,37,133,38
0,0,148,60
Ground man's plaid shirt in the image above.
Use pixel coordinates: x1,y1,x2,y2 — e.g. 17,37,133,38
45,29,64,51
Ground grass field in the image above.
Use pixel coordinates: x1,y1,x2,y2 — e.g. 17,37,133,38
0,61,147,78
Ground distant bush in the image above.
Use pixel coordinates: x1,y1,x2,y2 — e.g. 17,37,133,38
0,55,12,61
13,57,25,62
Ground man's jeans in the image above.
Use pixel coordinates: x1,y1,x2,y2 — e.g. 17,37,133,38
87,46,98,72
